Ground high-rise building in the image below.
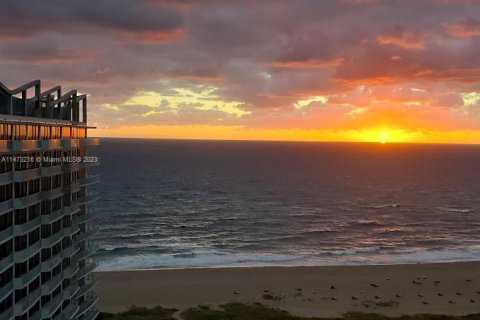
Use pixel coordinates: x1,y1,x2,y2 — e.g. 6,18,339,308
0,80,99,320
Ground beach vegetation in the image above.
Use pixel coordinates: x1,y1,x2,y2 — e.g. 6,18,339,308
98,303,480,320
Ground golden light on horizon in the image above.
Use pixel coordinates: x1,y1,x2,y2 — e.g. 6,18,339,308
379,131,389,144
353,128,412,144
94,124,480,145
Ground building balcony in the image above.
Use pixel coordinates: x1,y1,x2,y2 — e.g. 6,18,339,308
0,199,13,214
77,193,100,206
76,295,98,318
10,140,39,152
12,168,41,182
40,164,63,176
83,137,100,146
41,291,63,319
62,245,80,260
13,216,41,235
77,263,96,280
0,253,13,274
41,272,63,295
84,161,100,168
77,279,97,298
63,263,80,280
13,265,40,289
61,139,80,149
63,181,80,194
0,226,13,244
0,280,13,301
29,310,42,320
2,138,98,152
78,175,100,187
13,192,42,209
41,207,64,224
41,252,62,272
40,139,62,150
42,186,64,201
85,244,99,258
0,160,90,186
0,171,13,185
84,309,99,320
63,224,80,237
60,303,79,320
63,203,80,217
41,230,64,248
62,162,81,172
76,212,96,224
75,229,97,243
14,287,40,316
63,284,80,301
13,240,41,261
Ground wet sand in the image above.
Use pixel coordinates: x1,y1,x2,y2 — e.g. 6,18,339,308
95,262,480,317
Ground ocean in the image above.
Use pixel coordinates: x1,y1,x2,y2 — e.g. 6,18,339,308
92,138,480,271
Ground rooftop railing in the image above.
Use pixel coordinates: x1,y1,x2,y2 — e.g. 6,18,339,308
0,80,87,123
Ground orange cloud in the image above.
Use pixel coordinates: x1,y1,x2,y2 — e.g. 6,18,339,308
270,58,345,69
377,27,425,49
129,28,185,42
444,18,480,37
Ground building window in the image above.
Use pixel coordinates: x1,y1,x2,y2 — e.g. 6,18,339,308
14,261,28,278
0,211,12,231
14,208,27,225
14,235,28,252
0,184,13,202
0,239,13,260
0,267,12,287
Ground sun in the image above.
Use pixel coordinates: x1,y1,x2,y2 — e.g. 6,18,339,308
379,131,389,144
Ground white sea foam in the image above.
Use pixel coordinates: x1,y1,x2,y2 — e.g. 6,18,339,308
95,246,480,271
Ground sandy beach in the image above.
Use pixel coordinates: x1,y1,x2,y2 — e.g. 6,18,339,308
95,262,480,317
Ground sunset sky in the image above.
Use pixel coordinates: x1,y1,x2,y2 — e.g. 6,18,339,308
2,0,480,143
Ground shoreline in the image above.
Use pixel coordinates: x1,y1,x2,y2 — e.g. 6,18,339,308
94,259,480,273
95,261,480,317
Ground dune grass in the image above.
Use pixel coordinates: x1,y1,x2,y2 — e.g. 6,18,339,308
98,303,480,320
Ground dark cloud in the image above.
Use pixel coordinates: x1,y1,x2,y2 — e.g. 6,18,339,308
0,0,183,41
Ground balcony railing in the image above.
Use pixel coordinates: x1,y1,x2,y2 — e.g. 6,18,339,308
41,291,63,318
0,280,13,300
40,139,62,150
1,138,99,152
83,137,100,146
60,303,79,320
13,192,42,209
14,287,40,316
13,240,41,261
41,272,63,295
13,264,40,289
13,216,41,235
12,168,41,182
79,175,100,187
0,199,13,214
11,140,39,152
0,252,13,273
0,226,13,243
76,295,98,317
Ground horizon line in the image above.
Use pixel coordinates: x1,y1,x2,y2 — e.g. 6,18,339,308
90,135,480,146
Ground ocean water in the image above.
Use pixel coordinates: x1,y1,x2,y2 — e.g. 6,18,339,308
92,139,480,271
